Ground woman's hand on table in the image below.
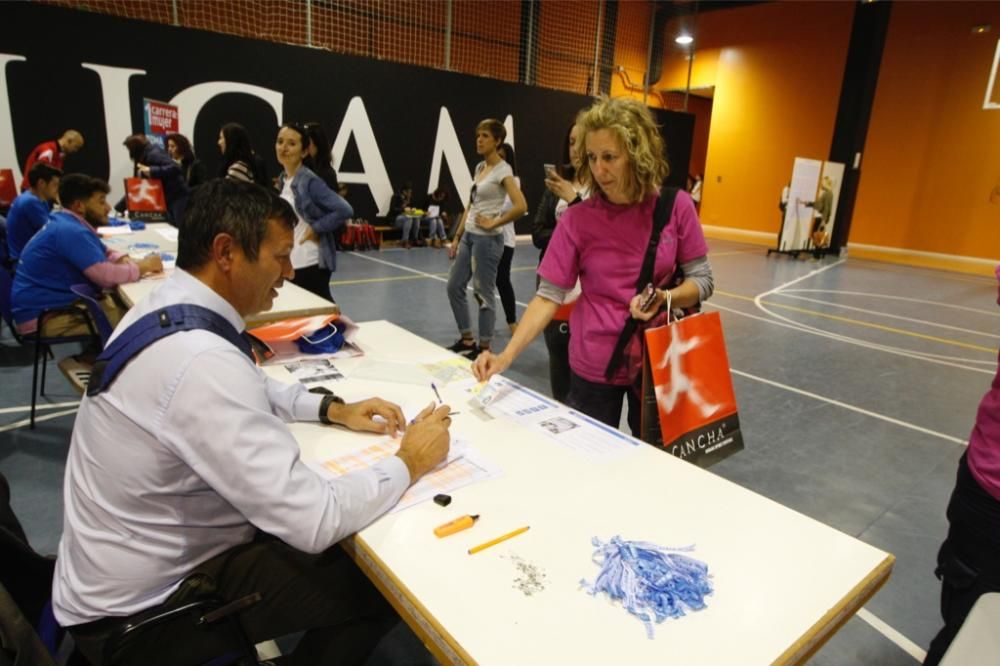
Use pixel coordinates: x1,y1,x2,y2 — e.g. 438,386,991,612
396,403,452,482
472,350,511,382
327,398,405,435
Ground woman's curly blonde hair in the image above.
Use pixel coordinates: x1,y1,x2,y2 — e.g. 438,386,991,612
573,96,669,204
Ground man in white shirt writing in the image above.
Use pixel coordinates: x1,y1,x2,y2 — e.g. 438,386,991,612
53,178,451,664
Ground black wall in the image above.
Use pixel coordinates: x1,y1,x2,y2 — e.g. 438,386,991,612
1,2,693,230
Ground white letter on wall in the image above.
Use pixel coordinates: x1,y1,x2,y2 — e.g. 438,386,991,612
332,97,392,215
0,54,28,187
428,107,472,207
81,63,147,203
169,82,283,139
504,114,515,151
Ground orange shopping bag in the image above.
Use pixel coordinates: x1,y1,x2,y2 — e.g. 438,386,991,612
124,177,168,221
640,311,744,468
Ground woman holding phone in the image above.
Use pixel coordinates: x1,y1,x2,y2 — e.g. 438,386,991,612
473,97,713,433
445,119,527,360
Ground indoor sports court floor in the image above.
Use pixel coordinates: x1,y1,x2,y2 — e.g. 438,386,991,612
2,237,996,665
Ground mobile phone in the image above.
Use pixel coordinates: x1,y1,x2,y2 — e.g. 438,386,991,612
543,163,557,179
638,283,657,311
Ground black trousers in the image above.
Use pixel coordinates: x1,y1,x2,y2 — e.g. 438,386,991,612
566,370,641,436
495,245,516,325
70,538,398,666
292,264,333,302
543,319,571,403
924,453,1000,665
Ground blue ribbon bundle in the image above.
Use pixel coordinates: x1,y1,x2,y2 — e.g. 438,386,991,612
580,536,713,639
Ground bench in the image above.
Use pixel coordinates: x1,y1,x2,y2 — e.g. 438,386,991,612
372,226,392,250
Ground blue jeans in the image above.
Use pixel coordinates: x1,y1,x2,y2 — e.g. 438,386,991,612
393,214,418,242
423,216,446,239
447,232,504,344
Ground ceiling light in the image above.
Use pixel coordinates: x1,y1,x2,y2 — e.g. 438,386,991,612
675,34,693,45
972,24,991,34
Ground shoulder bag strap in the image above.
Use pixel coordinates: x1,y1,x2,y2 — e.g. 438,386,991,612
603,187,679,381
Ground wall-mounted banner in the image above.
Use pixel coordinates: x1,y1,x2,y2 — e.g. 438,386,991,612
0,3,693,227
143,98,179,148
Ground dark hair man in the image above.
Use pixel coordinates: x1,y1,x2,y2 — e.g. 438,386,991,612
53,178,451,665
19,129,84,191
5,162,61,262
11,174,162,337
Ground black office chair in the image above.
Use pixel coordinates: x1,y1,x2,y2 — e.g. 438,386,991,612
100,576,263,666
0,270,111,427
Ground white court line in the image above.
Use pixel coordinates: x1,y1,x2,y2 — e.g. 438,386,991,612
757,259,848,299
857,608,927,663
773,293,1000,339
0,400,80,415
729,368,966,445
0,408,78,433
707,302,996,375
350,252,533,308
786,289,1000,318
754,297,996,366
755,263,998,367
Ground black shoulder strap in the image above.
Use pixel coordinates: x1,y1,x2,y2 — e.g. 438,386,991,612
87,304,254,397
603,188,679,381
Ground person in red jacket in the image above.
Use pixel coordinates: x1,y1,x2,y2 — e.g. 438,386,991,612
20,129,84,190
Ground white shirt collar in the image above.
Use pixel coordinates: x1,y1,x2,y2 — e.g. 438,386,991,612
169,268,247,333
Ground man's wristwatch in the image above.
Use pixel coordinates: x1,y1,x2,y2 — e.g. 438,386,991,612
319,394,346,424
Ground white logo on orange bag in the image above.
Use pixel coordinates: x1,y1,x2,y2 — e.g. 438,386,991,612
653,328,722,419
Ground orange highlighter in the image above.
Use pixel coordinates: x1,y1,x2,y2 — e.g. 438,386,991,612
434,514,479,538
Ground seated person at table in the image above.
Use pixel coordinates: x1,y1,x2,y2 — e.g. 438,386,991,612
11,174,162,337
389,180,419,248
52,179,453,666
6,162,61,262
422,187,450,247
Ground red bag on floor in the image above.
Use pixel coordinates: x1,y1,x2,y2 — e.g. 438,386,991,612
340,224,357,250
639,311,744,468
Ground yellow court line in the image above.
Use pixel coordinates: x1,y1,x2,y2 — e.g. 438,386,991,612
331,264,535,286
331,273,447,286
709,249,762,257
714,289,996,353
849,258,997,286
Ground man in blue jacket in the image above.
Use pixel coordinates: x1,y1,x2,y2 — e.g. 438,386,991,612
6,162,61,262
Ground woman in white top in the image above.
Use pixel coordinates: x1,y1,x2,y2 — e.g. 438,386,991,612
446,119,527,359
495,143,523,334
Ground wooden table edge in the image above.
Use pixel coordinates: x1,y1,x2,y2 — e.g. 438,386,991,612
342,536,476,665
775,553,896,665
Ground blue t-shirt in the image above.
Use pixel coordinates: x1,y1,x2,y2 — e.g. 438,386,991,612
6,191,51,261
12,211,108,325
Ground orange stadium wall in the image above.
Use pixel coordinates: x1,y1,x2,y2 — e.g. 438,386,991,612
849,1,1000,273
656,2,855,244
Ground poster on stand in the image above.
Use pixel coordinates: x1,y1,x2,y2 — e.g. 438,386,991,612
143,98,179,148
778,158,845,252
